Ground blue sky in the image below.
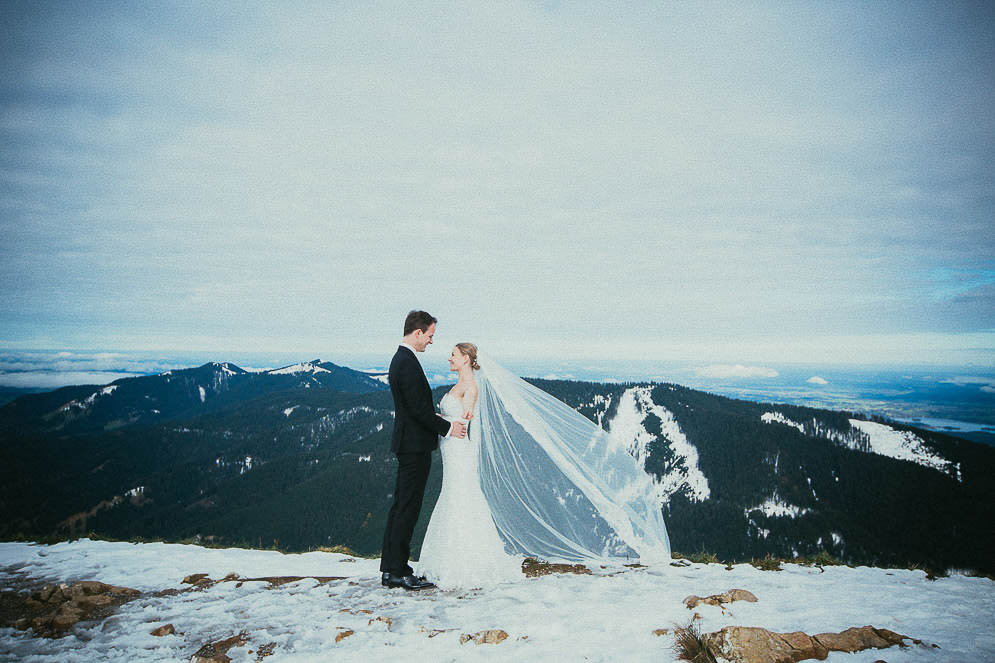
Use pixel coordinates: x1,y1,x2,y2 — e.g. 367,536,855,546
1,1,993,366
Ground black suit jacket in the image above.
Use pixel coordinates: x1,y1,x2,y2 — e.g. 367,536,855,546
389,346,451,453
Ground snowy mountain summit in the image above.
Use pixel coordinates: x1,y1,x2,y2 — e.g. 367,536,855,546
1,539,990,662
264,360,331,376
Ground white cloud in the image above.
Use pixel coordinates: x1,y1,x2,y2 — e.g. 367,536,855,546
940,376,995,387
695,365,779,379
940,375,995,393
1,3,993,365
541,373,576,381
807,376,829,385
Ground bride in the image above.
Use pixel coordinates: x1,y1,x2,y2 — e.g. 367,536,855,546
416,343,671,590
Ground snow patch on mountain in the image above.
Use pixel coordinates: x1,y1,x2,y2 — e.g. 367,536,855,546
268,362,331,375
608,386,710,503
584,393,613,427
198,386,206,403
761,411,804,433
848,419,961,481
358,369,390,384
61,384,119,411
760,411,867,449
283,405,300,417
744,491,812,519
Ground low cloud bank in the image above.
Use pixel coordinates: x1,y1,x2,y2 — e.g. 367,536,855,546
695,364,779,379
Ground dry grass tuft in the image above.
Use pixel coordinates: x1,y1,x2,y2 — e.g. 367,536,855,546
750,553,783,571
672,619,718,663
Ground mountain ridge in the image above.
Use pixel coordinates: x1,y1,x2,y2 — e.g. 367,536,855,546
1,360,992,575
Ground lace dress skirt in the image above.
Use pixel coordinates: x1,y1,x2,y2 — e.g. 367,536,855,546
416,392,524,590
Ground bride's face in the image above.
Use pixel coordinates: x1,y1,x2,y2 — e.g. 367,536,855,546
449,348,468,372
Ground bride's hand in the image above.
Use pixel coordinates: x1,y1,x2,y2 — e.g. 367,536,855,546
463,411,474,420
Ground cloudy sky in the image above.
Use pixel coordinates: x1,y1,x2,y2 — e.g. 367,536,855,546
2,1,993,366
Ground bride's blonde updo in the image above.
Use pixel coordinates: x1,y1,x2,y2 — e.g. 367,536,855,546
455,343,480,370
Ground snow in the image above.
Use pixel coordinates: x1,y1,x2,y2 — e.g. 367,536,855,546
848,419,961,480
268,363,331,376
760,413,870,449
761,411,804,433
609,387,710,503
62,384,119,411
198,386,206,403
583,393,613,427
125,487,145,498
744,491,812,519
283,406,299,417
1,539,991,661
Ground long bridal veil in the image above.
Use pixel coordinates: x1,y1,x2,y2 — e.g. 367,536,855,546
474,353,671,564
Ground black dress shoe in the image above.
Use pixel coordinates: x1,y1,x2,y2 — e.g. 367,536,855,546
381,572,435,590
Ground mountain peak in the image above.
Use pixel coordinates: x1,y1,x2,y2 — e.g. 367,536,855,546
266,360,332,376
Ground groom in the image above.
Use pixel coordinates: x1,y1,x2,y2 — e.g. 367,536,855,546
380,310,466,591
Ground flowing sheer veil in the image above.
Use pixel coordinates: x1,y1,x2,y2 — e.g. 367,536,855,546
474,353,671,564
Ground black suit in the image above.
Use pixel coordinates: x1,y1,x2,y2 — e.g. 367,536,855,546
380,345,452,576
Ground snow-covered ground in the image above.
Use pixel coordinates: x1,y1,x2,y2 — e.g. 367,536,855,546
848,419,962,480
1,541,991,662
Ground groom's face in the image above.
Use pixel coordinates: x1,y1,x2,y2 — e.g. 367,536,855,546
413,323,436,352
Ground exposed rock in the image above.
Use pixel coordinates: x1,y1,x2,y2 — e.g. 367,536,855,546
192,631,249,662
813,626,906,653
183,573,212,586
521,558,592,577
178,573,346,592
701,625,922,663
335,628,354,643
684,588,758,609
653,628,671,636
2,581,141,638
460,629,510,645
255,641,277,661
368,615,393,630
150,623,175,636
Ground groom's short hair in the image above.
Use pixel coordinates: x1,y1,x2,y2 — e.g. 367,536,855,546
404,310,437,336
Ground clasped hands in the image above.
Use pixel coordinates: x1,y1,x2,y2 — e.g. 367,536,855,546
449,410,474,439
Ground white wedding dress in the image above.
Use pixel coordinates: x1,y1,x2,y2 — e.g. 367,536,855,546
416,389,525,590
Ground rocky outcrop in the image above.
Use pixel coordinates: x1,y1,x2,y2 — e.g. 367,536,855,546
150,623,175,636
180,572,345,590
460,629,510,645
5,580,140,638
684,589,758,609
701,625,929,663
192,630,249,662
521,558,591,577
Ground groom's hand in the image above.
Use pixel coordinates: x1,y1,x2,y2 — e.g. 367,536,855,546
451,421,467,439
